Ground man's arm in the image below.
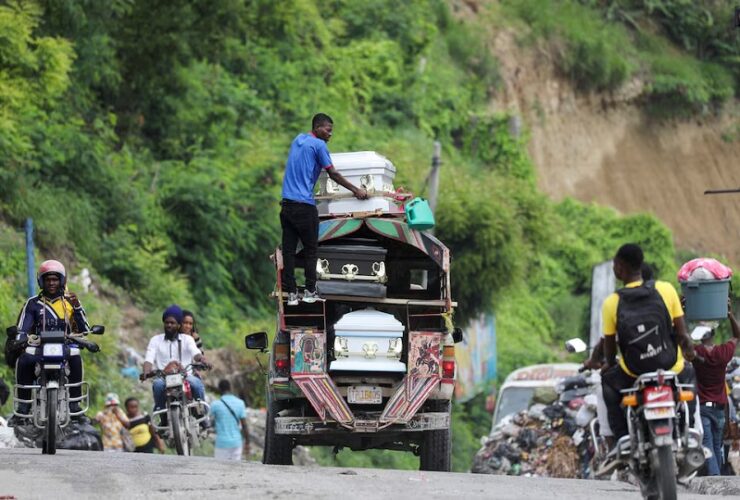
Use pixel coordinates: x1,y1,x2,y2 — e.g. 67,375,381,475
66,293,91,333
584,337,604,369
16,298,36,337
326,167,368,199
604,335,617,367
729,302,740,342
673,316,695,361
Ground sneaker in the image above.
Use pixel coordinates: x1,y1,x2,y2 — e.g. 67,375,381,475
302,289,320,303
286,292,299,306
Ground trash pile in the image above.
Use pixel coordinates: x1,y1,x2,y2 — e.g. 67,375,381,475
472,401,581,478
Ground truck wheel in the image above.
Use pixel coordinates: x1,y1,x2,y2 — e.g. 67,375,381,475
419,428,451,472
263,401,293,465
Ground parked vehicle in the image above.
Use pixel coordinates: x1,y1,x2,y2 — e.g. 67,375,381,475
11,325,104,454
143,362,210,455
491,363,581,430
246,151,462,471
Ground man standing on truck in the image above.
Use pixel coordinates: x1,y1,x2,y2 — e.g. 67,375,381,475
280,113,368,306
600,244,696,448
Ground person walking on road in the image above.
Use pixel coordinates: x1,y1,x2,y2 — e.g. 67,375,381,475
280,113,368,306
210,379,250,461
691,304,740,475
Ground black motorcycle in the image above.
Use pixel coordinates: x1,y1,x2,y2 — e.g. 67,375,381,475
10,324,104,454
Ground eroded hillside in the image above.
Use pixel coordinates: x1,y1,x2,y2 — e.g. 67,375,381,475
489,29,740,265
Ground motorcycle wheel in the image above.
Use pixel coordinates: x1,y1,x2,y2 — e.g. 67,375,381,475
651,445,677,500
43,388,58,455
170,406,189,456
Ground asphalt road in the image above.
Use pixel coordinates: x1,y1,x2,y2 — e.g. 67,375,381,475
0,448,735,500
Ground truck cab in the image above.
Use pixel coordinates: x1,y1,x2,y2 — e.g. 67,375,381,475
247,152,460,471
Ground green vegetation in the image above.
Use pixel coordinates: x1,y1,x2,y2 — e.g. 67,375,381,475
0,0,736,470
501,0,739,114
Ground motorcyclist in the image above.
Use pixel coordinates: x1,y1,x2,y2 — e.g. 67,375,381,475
12,260,91,420
600,244,696,449
140,305,208,424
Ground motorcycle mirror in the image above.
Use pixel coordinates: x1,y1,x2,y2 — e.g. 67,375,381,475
245,332,268,352
6,325,17,338
452,327,464,344
565,338,588,354
91,325,105,335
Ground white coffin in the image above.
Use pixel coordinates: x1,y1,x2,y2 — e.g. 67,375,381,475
330,308,406,372
317,151,398,215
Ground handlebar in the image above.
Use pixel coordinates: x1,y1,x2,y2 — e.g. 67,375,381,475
140,363,211,381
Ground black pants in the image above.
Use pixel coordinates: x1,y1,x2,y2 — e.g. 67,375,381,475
16,352,83,402
280,200,319,294
602,363,696,439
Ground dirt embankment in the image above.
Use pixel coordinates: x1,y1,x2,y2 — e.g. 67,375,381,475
488,30,740,265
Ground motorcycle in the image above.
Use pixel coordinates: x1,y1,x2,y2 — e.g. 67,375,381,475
143,362,210,456
10,324,104,455
613,369,705,499
565,338,705,497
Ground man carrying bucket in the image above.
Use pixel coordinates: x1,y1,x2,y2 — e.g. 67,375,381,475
280,113,367,306
691,304,740,475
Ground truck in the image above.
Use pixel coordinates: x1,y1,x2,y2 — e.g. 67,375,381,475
245,152,462,471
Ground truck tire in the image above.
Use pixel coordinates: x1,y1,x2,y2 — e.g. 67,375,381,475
263,401,293,465
420,428,451,471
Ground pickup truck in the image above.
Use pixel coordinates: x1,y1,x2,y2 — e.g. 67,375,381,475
245,152,461,471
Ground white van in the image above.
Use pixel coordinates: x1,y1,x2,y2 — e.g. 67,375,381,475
491,363,581,430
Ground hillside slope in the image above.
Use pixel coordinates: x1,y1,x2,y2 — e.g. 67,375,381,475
490,30,740,265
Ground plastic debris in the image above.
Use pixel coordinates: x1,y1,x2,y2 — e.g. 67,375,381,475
472,402,582,478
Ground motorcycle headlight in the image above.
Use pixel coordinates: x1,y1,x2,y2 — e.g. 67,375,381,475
42,344,64,358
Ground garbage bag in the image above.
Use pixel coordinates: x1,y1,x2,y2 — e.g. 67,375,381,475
517,428,539,451
542,403,566,420
59,420,103,451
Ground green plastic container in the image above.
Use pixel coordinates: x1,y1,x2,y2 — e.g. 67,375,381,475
680,279,731,321
405,197,435,231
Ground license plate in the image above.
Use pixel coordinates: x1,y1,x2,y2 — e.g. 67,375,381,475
347,386,382,404
165,373,183,388
644,406,675,420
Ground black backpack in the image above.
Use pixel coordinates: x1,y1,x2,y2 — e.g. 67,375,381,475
616,280,677,375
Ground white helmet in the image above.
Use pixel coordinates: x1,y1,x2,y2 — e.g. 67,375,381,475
37,260,66,288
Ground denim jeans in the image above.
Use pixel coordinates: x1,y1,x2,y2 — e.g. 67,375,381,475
152,375,205,410
700,405,726,476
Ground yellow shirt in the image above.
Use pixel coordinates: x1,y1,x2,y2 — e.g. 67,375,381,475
602,280,684,377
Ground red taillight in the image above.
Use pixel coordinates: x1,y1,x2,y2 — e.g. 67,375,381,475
275,358,289,371
654,425,672,435
442,360,455,379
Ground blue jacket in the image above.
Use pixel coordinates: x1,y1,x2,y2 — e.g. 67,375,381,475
15,293,90,340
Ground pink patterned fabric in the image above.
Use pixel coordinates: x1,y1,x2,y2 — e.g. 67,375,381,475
677,258,733,281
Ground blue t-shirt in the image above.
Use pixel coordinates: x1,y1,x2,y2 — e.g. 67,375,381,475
281,133,333,205
211,394,246,449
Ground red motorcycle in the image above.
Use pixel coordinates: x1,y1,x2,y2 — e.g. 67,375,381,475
613,370,705,500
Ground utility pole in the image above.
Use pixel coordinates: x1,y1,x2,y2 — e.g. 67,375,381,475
428,141,442,220
26,218,35,297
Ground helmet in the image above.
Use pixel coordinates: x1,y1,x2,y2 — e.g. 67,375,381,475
37,260,66,288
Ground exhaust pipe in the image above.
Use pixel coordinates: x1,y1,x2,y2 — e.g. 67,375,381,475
678,448,705,477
